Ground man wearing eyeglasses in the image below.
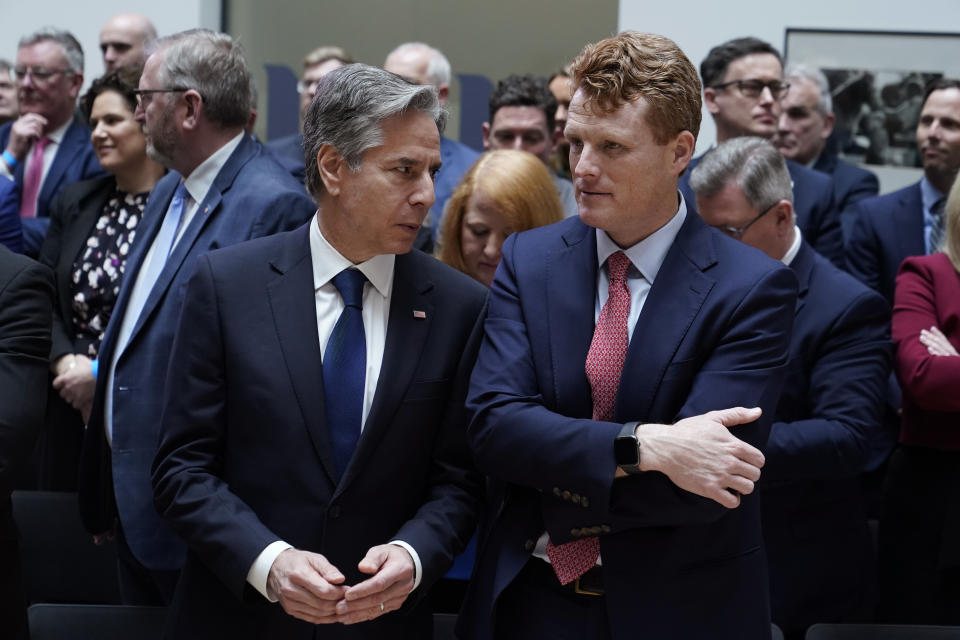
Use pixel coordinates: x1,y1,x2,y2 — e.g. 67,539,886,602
679,37,843,269
78,28,315,606
0,28,104,257
265,45,352,183
691,137,890,640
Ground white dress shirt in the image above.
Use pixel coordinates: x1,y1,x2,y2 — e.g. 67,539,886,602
246,215,423,601
103,133,245,446
533,195,688,564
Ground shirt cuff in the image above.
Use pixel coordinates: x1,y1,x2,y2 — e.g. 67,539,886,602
388,540,422,591
246,540,293,602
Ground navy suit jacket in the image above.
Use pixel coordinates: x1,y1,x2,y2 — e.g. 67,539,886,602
78,134,316,570
0,114,105,256
0,178,22,253
151,227,487,639
761,240,891,633
459,213,798,640
431,137,479,233
846,181,925,306
813,153,879,243
264,132,306,185
682,154,842,267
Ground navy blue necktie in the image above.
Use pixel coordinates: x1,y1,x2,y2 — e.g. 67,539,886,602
323,268,367,479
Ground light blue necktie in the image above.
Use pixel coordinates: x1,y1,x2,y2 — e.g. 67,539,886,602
322,268,367,480
123,181,190,329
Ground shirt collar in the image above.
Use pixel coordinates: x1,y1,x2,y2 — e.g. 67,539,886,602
782,225,802,266
309,213,395,299
595,193,687,284
45,117,71,145
181,132,245,206
920,175,945,214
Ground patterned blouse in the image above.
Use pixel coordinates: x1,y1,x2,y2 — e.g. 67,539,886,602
70,189,148,357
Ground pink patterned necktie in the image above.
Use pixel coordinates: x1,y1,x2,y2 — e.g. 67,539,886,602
546,250,632,584
19,137,50,218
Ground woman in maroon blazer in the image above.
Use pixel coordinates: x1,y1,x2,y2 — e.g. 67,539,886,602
879,176,960,624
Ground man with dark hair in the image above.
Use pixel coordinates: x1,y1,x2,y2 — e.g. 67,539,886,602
0,28,104,256
776,64,879,239
384,42,478,250
692,137,890,640
78,28,315,606
847,79,960,304
460,31,797,640
151,63,485,638
483,74,577,217
679,36,843,267
0,247,53,640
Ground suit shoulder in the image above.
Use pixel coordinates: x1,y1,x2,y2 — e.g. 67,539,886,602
404,249,487,306
789,160,832,190
808,250,888,314
856,183,919,214
0,249,53,293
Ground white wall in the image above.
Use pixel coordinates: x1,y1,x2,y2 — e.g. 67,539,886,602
1,0,219,89
618,0,960,191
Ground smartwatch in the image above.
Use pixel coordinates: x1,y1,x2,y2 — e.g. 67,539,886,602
614,421,643,474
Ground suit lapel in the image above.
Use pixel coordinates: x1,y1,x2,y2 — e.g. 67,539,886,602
96,174,177,363
266,224,339,484
790,241,814,316
127,136,256,344
58,178,116,282
616,214,716,421
38,117,84,214
547,220,597,418
895,183,926,258
338,252,434,491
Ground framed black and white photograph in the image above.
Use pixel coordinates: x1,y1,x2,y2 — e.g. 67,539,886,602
784,28,960,168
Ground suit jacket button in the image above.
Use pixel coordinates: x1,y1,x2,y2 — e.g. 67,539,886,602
601,525,611,534
561,490,571,501
590,526,603,535
523,539,535,552
581,497,590,508
553,487,562,497
572,494,581,505
328,505,341,519
570,528,580,537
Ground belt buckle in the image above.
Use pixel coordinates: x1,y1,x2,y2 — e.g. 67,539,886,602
572,575,604,597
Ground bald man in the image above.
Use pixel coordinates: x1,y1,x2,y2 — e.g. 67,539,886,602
99,13,157,72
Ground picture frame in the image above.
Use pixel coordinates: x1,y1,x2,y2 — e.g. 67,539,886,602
784,28,960,168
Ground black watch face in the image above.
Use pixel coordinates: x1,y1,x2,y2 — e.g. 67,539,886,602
614,435,639,466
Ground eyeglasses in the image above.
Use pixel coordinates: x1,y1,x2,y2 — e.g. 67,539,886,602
296,79,321,94
714,202,779,239
14,66,72,83
132,88,191,107
711,79,790,99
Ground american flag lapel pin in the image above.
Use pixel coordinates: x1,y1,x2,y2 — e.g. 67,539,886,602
413,310,427,320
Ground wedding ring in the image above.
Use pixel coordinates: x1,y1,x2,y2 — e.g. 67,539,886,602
379,602,385,613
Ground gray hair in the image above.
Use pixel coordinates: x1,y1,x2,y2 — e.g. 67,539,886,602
304,45,353,70
151,29,251,129
0,59,12,80
303,63,446,202
386,42,451,87
19,27,84,74
689,137,794,211
784,63,832,115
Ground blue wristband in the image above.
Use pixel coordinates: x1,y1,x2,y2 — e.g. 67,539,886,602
1,150,16,170
90,359,98,380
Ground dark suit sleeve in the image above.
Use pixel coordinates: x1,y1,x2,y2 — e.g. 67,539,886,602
762,289,891,482
468,235,797,534
892,258,960,412
845,202,882,294
38,190,76,362
0,256,53,494
250,189,316,239
152,254,280,596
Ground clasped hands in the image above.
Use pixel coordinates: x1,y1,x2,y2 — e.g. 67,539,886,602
52,354,96,423
267,544,414,626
